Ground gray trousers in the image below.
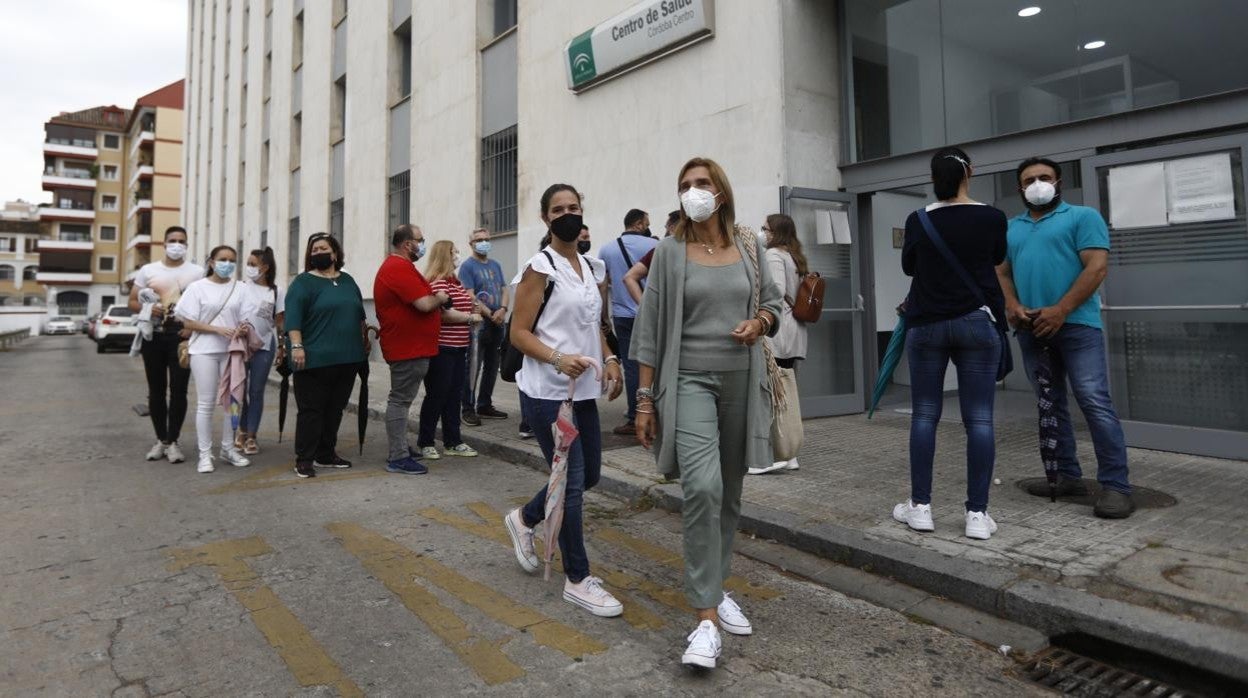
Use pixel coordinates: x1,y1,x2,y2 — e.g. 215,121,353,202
386,358,430,462
675,369,750,609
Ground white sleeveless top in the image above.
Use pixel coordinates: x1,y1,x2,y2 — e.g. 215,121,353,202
515,250,606,401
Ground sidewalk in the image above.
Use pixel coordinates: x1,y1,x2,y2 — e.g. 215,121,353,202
315,361,1248,681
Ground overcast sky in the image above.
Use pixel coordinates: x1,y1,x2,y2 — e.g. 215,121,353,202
0,0,187,205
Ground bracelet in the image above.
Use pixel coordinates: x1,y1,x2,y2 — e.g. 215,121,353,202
604,355,620,366
635,407,655,415
636,386,654,401
291,343,305,349
548,350,564,374
755,313,772,335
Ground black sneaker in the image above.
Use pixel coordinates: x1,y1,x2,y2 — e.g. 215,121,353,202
518,422,534,439
386,456,428,475
462,410,482,426
314,454,353,469
1093,489,1136,519
477,406,508,419
1025,476,1089,498
294,461,317,478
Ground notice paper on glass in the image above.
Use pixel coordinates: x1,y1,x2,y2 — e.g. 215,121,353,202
1167,152,1236,224
1107,162,1167,229
830,208,852,245
815,210,834,244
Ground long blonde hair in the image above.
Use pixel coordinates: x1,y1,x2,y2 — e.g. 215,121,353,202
673,156,736,246
423,240,458,281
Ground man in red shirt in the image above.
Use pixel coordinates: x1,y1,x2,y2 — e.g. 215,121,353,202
374,224,448,474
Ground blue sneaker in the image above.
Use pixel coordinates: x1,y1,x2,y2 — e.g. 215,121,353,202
386,456,428,475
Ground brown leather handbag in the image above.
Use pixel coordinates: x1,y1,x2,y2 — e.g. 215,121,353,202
789,272,825,324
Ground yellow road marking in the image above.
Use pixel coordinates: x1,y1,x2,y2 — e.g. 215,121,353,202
419,504,671,629
167,537,362,697
594,528,782,601
328,522,607,663
208,459,388,495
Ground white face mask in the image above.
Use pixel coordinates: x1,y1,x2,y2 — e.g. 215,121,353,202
1024,180,1057,206
453,253,462,267
165,242,187,260
680,187,720,223
244,265,262,281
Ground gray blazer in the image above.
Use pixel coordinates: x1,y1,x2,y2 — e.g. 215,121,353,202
632,228,785,479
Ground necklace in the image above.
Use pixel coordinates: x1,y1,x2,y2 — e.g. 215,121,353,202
693,237,716,255
314,271,339,286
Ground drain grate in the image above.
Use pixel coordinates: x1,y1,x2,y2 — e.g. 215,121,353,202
1022,647,1191,697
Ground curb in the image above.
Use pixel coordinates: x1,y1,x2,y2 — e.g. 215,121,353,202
267,373,1248,683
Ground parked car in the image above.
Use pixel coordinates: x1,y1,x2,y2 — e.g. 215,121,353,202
80,313,98,335
95,305,137,353
86,313,101,340
43,316,78,336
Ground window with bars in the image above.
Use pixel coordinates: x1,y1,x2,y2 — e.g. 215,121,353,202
387,171,410,246
480,125,517,233
288,217,300,276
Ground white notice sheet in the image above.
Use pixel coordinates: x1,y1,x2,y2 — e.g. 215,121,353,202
1167,152,1236,224
1107,161,1167,229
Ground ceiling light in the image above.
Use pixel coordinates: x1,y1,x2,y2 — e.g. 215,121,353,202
1018,7,1042,17
1083,40,1106,49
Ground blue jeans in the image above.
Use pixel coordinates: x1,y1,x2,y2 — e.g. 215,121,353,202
462,320,503,412
613,316,638,421
1017,325,1130,494
418,346,467,448
240,347,276,435
519,392,601,584
907,310,1000,513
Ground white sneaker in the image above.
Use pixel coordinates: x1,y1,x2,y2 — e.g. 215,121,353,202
196,455,215,474
220,447,251,468
563,576,623,617
965,511,998,540
746,461,787,475
717,592,753,636
145,442,167,461
892,500,935,532
444,443,478,457
783,458,799,471
682,620,722,669
420,446,441,460
164,442,185,463
503,508,540,573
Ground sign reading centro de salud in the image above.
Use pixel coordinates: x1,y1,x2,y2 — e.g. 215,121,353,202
565,0,715,92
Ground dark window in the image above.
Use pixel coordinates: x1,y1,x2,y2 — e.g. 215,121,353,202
329,198,344,246
0,265,13,280
480,125,517,233
103,134,120,149
260,229,268,249
98,257,115,272
59,224,91,242
102,295,115,308
387,171,410,246
288,217,300,276
494,0,517,36
23,266,37,281
394,20,412,99
56,290,88,315
99,225,117,241
0,237,13,252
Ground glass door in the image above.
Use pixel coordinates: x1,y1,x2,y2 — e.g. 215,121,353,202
780,187,864,416
1081,134,1248,459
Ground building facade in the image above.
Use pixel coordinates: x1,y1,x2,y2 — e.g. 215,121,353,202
36,80,186,319
182,0,1248,459
0,202,50,334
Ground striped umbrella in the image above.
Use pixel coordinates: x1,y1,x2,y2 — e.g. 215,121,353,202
1033,340,1060,502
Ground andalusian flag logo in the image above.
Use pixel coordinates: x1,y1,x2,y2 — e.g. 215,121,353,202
568,30,597,86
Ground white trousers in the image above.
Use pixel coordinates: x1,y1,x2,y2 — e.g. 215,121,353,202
190,352,232,458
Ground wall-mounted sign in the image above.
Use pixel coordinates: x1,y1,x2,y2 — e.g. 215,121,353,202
565,0,715,92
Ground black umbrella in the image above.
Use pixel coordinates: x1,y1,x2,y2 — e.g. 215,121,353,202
275,349,291,442
357,325,379,455
1033,339,1060,502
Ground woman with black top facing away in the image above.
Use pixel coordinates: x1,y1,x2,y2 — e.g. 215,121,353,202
892,147,1008,541
502,183,625,620
285,233,370,478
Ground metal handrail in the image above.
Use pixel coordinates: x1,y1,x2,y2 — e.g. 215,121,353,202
1100,303,1248,311
0,328,31,350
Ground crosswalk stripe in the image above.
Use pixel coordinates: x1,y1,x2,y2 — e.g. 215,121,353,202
328,522,608,663
593,528,783,600
167,537,363,697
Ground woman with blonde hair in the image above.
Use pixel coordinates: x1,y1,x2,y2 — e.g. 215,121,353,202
416,240,484,460
633,157,784,669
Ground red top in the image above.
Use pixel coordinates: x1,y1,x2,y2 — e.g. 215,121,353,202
431,277,473,347
640,248,655,269
373,255,440,362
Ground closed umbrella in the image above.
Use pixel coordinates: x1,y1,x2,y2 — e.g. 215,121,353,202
357,325,379,455
542,359,601,581
1033,340,1061,502
868,303,908,418
467,291,490,404
275,350,291,442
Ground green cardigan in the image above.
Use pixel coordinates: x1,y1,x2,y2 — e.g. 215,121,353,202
632,228,784,479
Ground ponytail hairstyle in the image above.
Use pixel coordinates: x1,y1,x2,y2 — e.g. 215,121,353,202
249,246,277,287
764,213,808,276
204,245,237,277
931,146,971,201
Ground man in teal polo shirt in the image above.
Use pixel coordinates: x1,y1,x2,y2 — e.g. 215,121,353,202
996,157,1134,519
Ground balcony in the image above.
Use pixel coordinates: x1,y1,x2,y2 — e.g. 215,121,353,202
35,271,93,285
43,138,98,160
126,234,152,251
130,130,155,158
127,197,152,221
42,168,96,191
38,238,94,253
128,164,154,188
39,203,95,222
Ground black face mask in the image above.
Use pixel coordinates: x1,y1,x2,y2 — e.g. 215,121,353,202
577,240,592,255
641,227,652,237
309,252,334,271
550,213,583,242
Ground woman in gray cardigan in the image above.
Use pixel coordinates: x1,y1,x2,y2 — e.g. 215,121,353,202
633,157,783,670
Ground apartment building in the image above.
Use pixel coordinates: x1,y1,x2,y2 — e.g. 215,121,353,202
37,80,186,318
0,202,46,307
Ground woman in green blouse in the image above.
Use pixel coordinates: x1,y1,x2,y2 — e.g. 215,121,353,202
285,233,370,478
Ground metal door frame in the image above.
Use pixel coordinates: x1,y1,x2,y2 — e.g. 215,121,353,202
780,186,865,416
1081,133,1248,460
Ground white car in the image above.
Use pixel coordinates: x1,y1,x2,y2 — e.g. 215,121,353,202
95,305,138,353
43,316,78,335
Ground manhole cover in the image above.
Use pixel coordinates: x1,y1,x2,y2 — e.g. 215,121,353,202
1015,478,1177,508
1020,647,1190,696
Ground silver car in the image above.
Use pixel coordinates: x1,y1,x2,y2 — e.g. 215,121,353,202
43,316,78,335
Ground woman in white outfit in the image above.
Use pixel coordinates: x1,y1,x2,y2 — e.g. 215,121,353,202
175,245,256,473
749,213,810,474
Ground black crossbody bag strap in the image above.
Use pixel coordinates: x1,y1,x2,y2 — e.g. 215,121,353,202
616,238,635,268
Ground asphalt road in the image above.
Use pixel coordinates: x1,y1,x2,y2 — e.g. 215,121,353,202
0,335,1042,696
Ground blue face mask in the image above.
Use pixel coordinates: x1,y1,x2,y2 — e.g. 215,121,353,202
473,241,491,256
214,260,236,279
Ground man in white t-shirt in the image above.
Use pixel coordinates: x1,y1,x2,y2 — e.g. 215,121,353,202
128,226,205,464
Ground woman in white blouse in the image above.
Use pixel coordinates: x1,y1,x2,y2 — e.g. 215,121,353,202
235,247,285,455
175,245,256,474
502,183,624,619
